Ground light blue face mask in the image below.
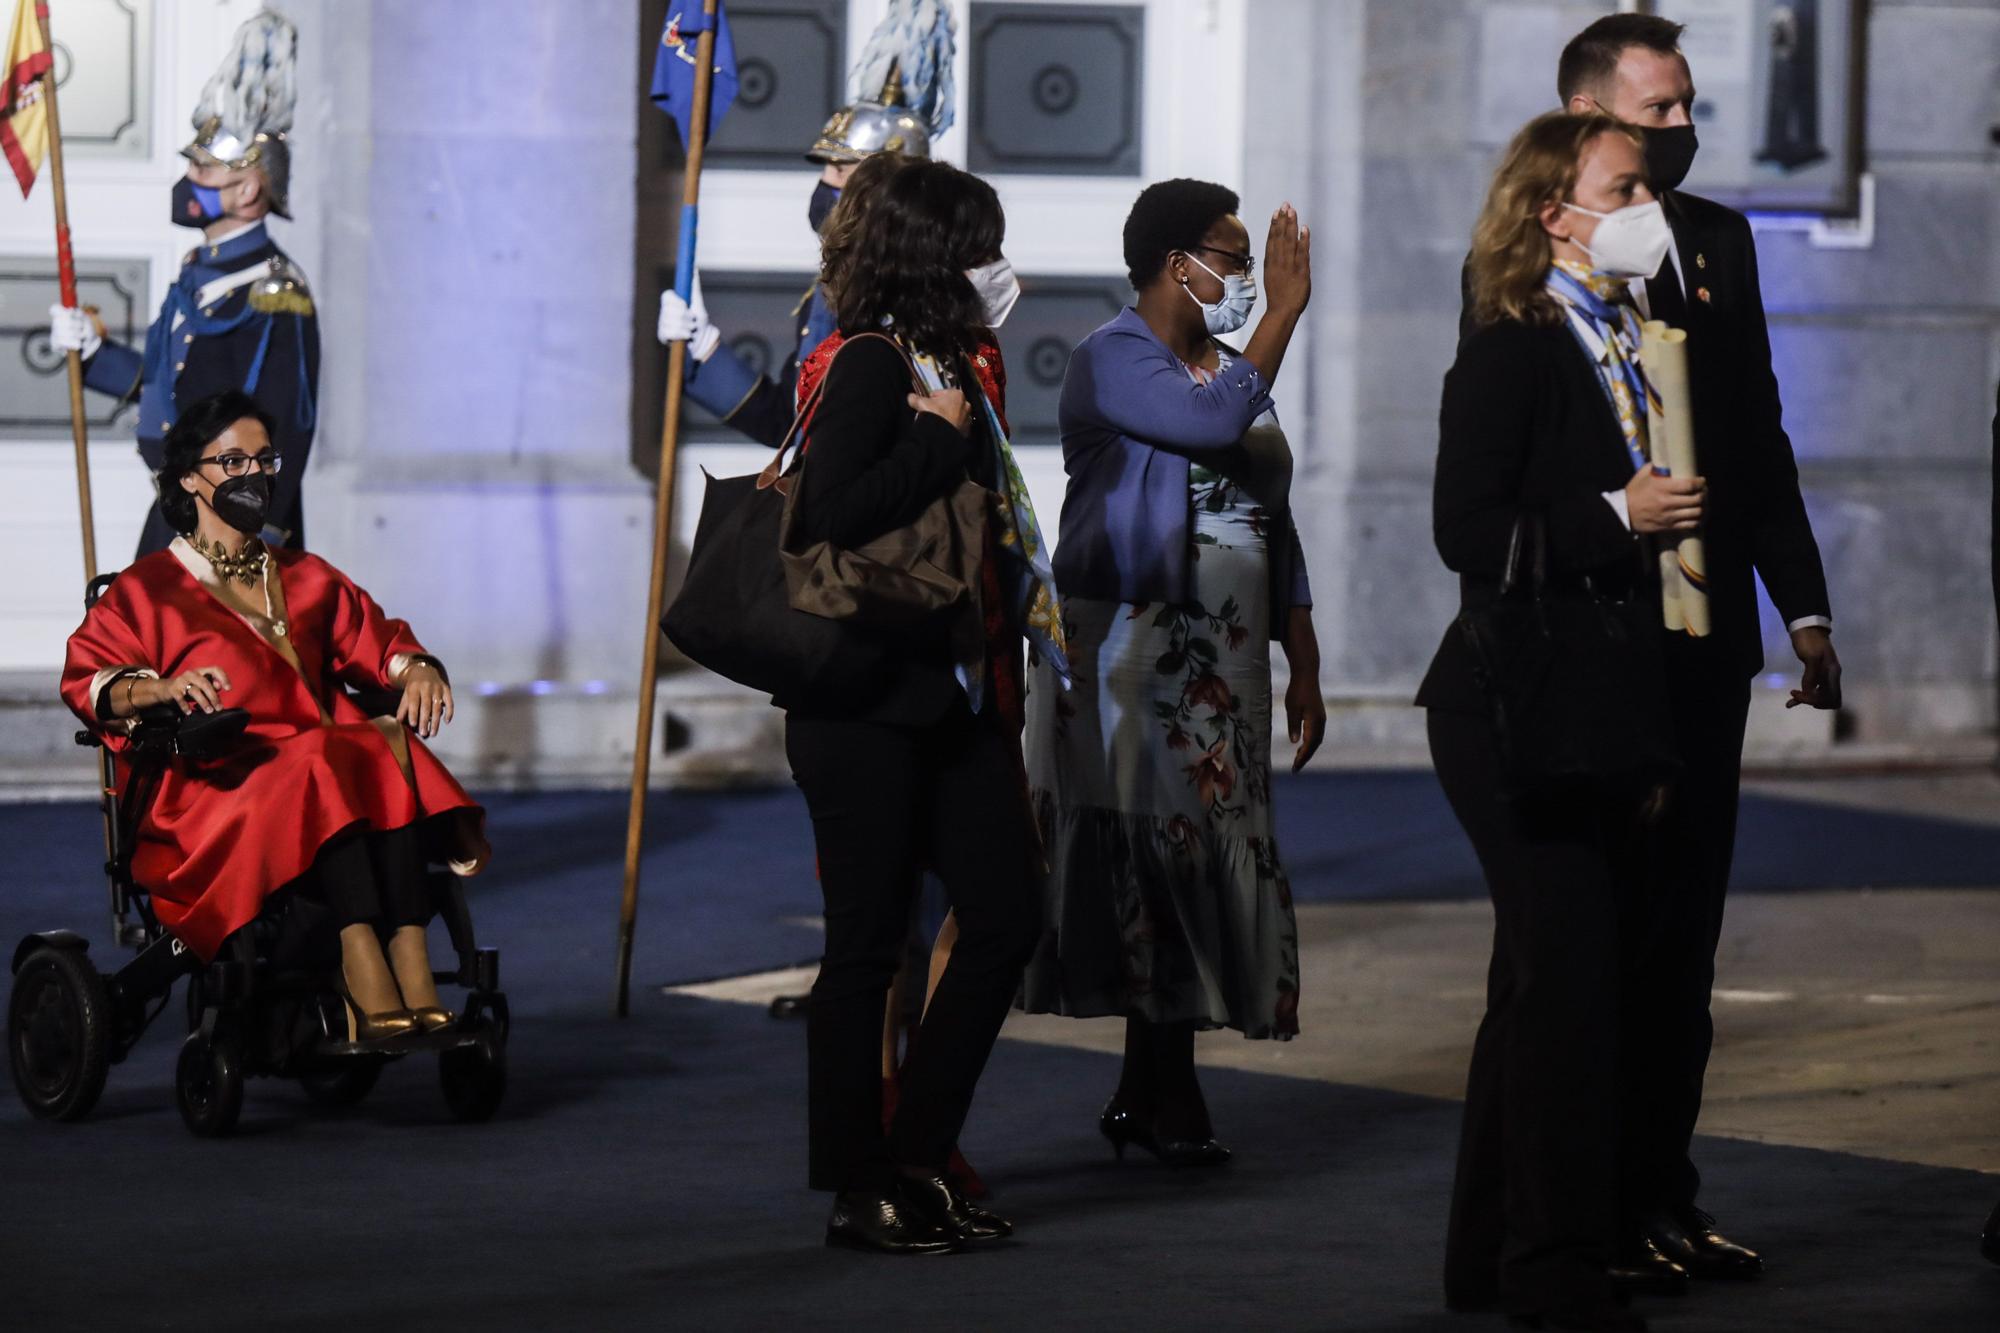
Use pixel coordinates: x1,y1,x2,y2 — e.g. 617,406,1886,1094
1182,253,1258,335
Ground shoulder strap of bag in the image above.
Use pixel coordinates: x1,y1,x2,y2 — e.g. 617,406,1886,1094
1498,509,1549,601
756,331,927,491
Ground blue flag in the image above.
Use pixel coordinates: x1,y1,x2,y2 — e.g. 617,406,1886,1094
650,3,739,153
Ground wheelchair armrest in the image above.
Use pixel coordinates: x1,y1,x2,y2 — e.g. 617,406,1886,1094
349,686,404,719
131,704,253,760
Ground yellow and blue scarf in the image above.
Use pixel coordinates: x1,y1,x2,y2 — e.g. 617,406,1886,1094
908,348,1071,708
1546,259,1656,473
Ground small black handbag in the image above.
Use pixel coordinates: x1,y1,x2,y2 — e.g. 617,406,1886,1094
1455,510,1679,798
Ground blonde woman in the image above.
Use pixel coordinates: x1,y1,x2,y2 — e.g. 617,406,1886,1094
1419,112,1705,1332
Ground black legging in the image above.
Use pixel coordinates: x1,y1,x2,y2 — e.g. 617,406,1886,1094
303,826,433,932
787,700,1042,1193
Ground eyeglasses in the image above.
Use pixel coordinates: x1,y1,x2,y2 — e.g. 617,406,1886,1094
1190,245,1256,278
195,450,283,478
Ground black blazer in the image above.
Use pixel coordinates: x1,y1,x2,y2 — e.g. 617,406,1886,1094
1415,317,1651,714
1457,189,1832,677
784,334,982,726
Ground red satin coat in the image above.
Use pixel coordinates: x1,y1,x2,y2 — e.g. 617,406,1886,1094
61,548,483,959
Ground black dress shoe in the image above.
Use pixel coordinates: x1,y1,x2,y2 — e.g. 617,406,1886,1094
1099,1101,1232,1167
900,1173,1014,1241
1606,1239,1688,1297
825,1189,961,1255
1645,1207,1763,1279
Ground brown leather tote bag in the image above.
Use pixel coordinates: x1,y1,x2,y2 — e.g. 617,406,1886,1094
774,332,990,671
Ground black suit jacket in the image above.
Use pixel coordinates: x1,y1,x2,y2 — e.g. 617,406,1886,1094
1415,318,1653,714
1457,189,1831,677
781,334,983,726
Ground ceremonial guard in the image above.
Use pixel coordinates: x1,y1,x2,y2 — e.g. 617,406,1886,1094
657,40,949,446
48,11,318,556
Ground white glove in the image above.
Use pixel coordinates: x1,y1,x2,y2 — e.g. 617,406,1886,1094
657,273,721,361
48,303,102,361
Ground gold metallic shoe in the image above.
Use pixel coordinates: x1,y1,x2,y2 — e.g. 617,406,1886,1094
337,984,418,1043
408,1006,456,1034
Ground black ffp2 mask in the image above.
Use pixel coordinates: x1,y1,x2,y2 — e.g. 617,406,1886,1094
1644,125,1699,193
808,181,841,233
208,472,273,535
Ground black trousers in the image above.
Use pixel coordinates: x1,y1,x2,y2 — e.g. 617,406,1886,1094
1647,638,1752,1213
302,826,433,933
786,702,1041,1193
1433,709,1682,1312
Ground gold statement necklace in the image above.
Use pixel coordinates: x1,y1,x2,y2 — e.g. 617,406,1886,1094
189,533,289,637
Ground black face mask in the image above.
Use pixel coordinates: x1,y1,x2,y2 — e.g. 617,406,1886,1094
207,472,273,535
1644,125,1699,194
808,181,841,234
171,176,228,229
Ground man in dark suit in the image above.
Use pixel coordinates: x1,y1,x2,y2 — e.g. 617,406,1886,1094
1456,13,1844,1284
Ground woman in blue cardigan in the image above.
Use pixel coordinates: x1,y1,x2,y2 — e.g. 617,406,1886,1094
1022,180,1323,1162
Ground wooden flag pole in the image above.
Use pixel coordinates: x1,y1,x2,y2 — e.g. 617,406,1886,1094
35,0,97,583
614,0,720,1017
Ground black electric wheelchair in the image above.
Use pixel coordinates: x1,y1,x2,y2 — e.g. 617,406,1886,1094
6,575,508,1136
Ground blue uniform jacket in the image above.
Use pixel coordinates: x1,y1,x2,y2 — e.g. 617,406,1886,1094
680,281,835,449
82,221,320,554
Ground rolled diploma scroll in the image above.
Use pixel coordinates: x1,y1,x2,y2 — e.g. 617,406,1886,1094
1641,323,1685,630
1640,321,1709,637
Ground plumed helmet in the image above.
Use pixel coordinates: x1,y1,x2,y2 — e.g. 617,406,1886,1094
807,0,955,165
182,9,298,219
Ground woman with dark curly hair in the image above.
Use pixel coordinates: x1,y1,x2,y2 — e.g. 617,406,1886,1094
1020,179,1320,1164
783,156,1061,1254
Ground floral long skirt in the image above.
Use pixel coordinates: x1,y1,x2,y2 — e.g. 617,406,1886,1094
1020,476,1300,1039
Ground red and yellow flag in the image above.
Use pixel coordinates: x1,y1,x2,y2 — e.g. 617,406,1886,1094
2,0,53,197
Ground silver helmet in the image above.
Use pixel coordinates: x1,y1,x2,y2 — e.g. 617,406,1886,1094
807,0,955,165
181,10,298,219
808,65,934,164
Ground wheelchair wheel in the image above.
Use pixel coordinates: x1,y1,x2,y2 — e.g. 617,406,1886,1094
439,1032,505,1123
298,1060,382,1108
176,1028,245,1136
8,946,112,1121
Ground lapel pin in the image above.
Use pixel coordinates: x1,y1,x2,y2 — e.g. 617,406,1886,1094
1697,286,1713,304
1696,253,1707,270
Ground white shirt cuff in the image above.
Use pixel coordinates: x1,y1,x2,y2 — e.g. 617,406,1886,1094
1785,616,1832,633
1602,489,1631,529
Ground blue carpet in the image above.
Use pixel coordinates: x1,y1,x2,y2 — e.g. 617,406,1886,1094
8,774,2000,991
3,785,1996,1329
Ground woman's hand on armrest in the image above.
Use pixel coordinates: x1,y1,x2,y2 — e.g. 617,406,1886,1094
394,661,453,739
118,666,233,717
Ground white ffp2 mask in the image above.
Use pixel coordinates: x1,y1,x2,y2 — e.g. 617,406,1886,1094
966,257,1022,328
1562,199,1673,280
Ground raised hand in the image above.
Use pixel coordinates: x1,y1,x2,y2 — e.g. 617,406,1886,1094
1262,203,1312,319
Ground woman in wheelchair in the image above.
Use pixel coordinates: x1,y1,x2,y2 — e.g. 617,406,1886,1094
60,390,489,1046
